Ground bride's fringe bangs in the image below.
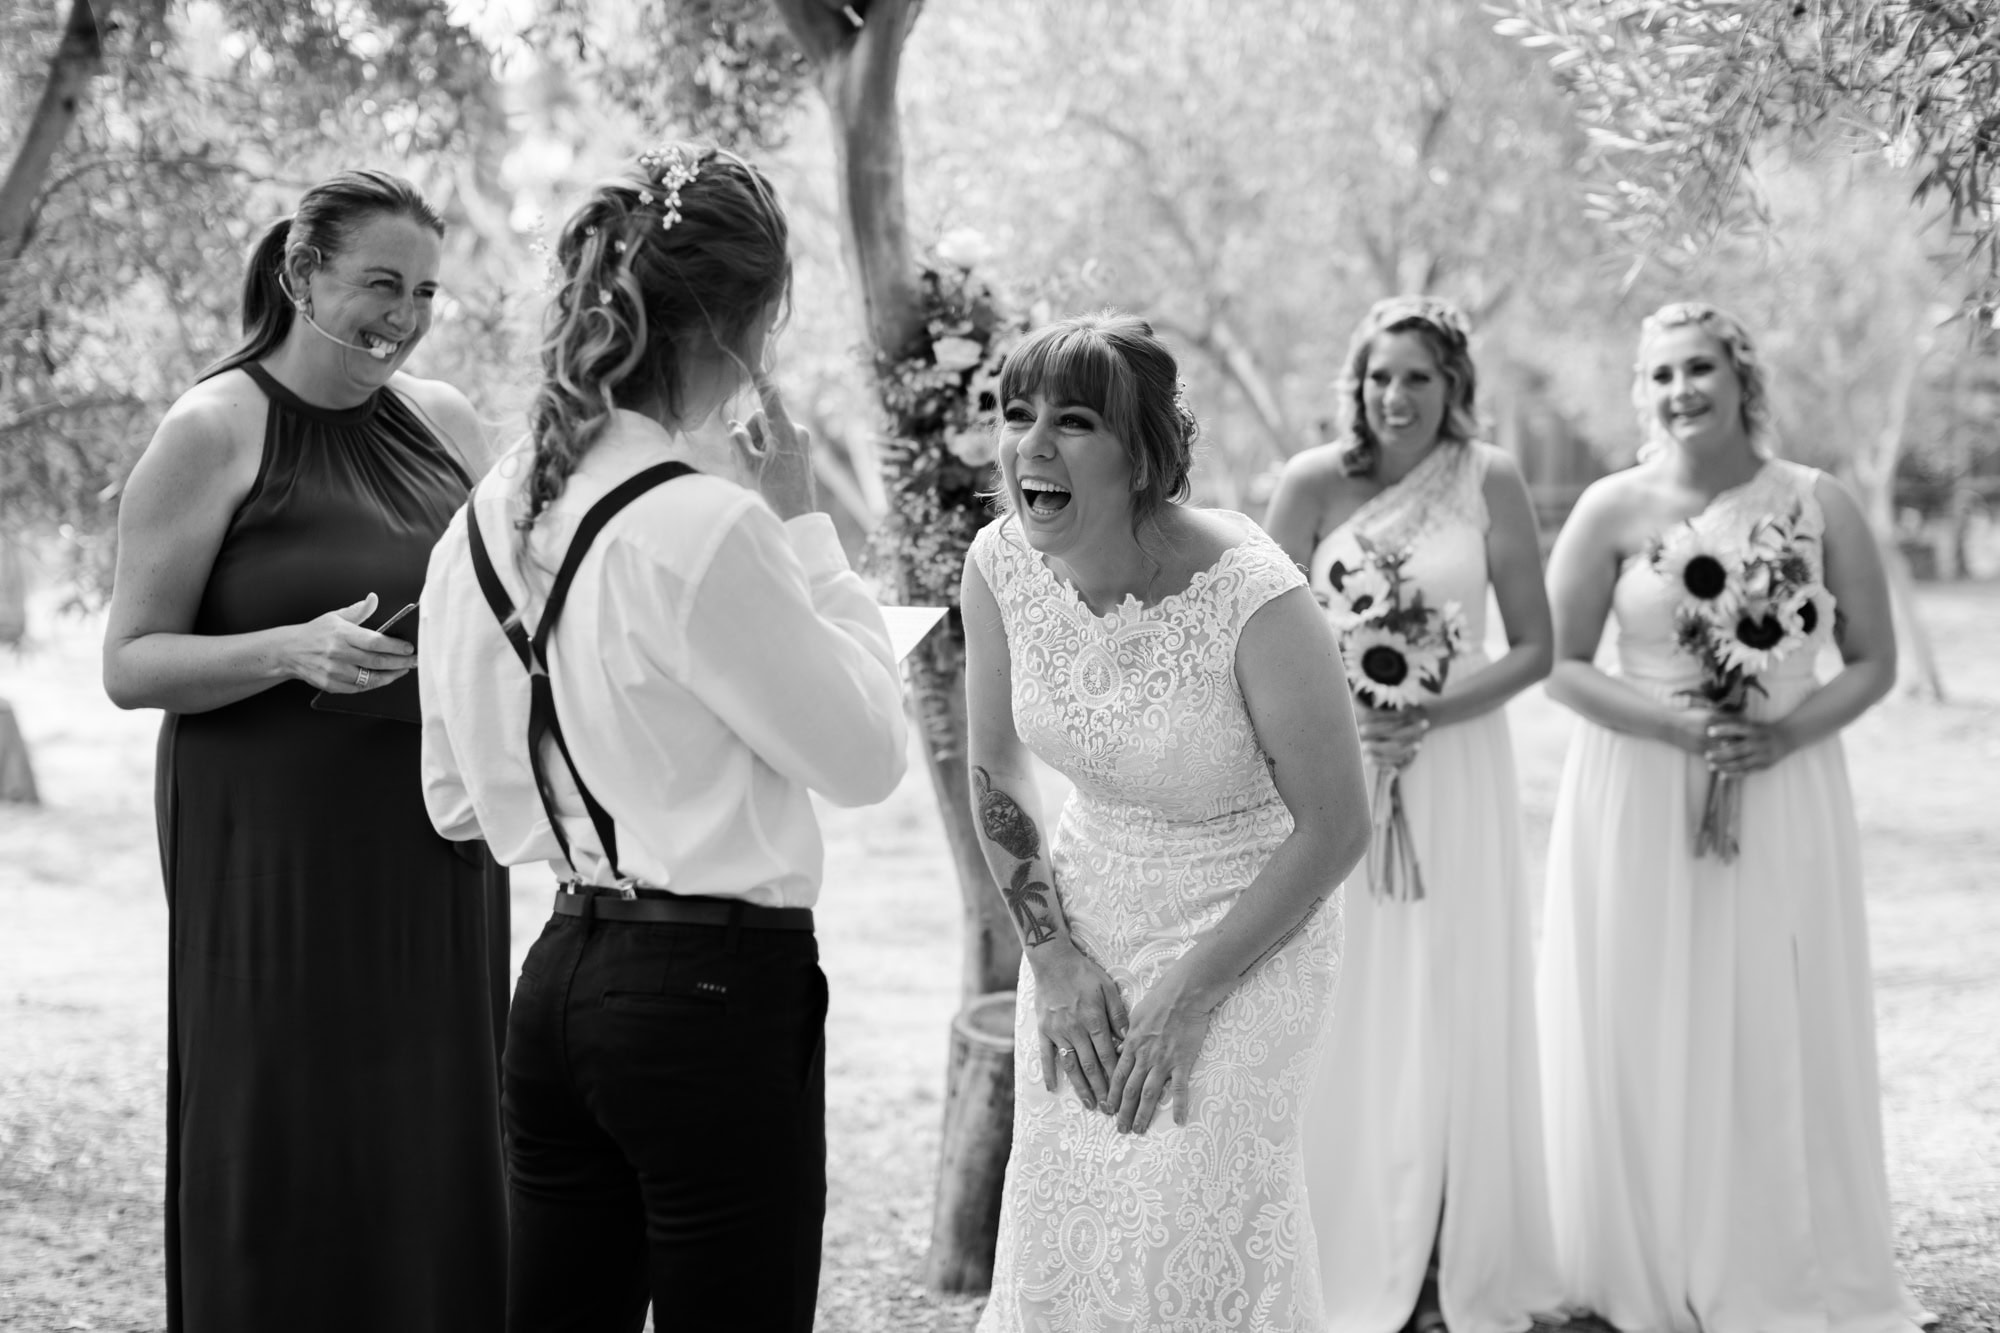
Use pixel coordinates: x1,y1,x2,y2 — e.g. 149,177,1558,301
995,312,1194,526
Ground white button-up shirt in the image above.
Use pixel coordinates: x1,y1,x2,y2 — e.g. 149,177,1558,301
418,410,908,906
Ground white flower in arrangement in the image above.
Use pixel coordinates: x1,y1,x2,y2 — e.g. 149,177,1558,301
944,426,998,468
1780,582,1837,648
1437,599,1467,652
931,335,985,372
935,227,993,269
1653,522,1746,625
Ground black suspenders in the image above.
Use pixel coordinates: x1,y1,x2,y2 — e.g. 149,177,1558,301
464,461,696,888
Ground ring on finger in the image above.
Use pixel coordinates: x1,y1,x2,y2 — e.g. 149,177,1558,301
1057,1046,1076,1058
355,666,372,688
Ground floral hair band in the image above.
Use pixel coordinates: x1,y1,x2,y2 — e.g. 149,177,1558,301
635,145,703,234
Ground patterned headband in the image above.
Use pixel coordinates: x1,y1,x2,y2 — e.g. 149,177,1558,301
1371,296,1472,346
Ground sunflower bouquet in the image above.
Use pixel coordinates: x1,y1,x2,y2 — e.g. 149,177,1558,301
1318,532,1468,901
1649,504,1834,862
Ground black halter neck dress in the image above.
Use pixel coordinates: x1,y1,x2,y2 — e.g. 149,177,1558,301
157,362,508,1331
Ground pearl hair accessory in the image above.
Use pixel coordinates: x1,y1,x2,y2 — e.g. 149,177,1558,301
636,145,702,234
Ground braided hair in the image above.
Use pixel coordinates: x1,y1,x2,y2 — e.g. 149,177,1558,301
1335,295,1479,477
518,145,790,554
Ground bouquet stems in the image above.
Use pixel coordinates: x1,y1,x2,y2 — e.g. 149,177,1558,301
1694,767,1742,863
1367,761,1425,902
1693,697,1745,863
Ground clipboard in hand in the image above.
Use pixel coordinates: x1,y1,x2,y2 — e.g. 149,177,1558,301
309,602,420,725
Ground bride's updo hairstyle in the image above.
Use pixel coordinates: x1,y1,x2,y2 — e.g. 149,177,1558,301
996,312,1198,532
1632,301,1770,461
519,144,790,550
1336,295,1479,477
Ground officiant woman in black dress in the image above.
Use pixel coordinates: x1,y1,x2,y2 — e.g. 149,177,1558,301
102,170,509,1332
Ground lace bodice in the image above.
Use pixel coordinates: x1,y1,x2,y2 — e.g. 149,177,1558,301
971,511,1338,1332
970,514,1307,825
1308,441,1494,670
1612,459,1829,692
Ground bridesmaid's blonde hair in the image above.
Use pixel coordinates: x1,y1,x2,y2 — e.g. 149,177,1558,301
1631,301,1771,462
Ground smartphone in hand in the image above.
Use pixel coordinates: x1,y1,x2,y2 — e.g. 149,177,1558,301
310,599,422,724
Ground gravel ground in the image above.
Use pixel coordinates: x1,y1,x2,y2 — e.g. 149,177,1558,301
2,585,1994,1332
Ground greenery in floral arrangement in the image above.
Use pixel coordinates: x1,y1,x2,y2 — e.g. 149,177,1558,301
866,229,1031,704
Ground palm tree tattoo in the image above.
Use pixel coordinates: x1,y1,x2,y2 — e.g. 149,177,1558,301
972,766,1058,947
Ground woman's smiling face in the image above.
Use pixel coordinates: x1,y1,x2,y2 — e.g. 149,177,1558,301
1639,324,1748,451
999,390,1134,556
298,212,442,379
1361,330,1449,457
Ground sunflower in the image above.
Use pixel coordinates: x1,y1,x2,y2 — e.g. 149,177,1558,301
1713,600,1803,676
1343,625,1442,709
1780,583,1837,648
1653,522,1746,625
1323,562,1393,630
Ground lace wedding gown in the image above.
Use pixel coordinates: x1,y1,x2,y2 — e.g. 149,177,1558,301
971,515,1342,1333
1299,442,1561,1333
1538,459,1928,1333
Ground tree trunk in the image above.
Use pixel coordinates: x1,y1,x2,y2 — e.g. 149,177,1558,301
770,0,1017,1291
1848,349,1946,701
0,534,37,803
923,990,1016,1293
0,0,104,265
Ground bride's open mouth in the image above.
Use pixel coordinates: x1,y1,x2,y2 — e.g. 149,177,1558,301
1020,477,1072,517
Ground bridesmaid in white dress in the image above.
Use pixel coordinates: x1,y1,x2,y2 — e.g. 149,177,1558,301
964,313,1370,1331
1539,301,1929,1333
1267,296,1562,1333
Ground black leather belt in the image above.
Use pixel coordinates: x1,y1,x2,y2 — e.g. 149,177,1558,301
552,889,814,931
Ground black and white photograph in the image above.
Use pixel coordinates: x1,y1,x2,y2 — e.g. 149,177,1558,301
1,2,1995,1330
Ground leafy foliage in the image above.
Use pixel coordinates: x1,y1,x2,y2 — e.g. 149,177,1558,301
523,0,812,152
1494,0,2000,321
865,252,1029,680
0,0,511,588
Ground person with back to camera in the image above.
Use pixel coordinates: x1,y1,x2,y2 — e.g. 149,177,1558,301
1538,301,1930,1333
1264,296,1561,1333
964,312,1370,1331
101,170,510,1331
417,144,908,1333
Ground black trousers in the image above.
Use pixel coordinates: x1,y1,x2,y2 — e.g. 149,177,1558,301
503,902,828,1333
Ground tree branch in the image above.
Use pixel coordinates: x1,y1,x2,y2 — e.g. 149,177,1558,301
0,0,106,264
772,0,926,358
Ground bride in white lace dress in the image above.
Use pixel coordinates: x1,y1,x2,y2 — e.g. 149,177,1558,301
963,314,1370,1332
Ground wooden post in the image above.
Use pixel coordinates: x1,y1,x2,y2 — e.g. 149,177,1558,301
923,990,1016,1293
0,702,39,805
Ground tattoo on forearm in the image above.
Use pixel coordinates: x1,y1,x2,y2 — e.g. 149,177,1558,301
973,765,1059,947
1006,862,1059,947
1240,898,1324,977
972,765,1041,860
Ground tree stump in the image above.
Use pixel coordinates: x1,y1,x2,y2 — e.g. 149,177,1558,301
0,700,39,805
924,989,1016,1293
